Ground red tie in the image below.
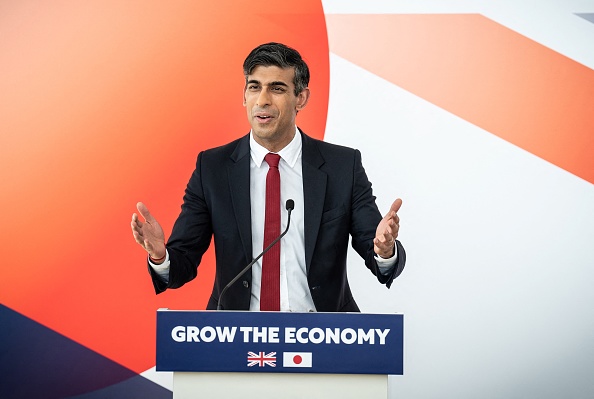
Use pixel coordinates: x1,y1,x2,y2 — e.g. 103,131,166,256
260,153,281,311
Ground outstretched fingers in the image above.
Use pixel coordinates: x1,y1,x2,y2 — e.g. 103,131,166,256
136,202,154,224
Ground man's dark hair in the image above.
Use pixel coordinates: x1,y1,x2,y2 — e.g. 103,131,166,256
243,42,310,96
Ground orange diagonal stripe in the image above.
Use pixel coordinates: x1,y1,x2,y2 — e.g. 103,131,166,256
326,14,594,184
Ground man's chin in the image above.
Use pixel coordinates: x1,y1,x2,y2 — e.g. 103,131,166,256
251,125,277,138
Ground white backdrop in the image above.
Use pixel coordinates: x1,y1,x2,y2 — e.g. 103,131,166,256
323,1,594,398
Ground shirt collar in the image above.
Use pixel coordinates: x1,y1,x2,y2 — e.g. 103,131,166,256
249,126,302,168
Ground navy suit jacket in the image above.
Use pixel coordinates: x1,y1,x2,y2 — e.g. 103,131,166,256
149,130,405,311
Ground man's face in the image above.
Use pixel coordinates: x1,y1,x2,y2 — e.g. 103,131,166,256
243,65,309,152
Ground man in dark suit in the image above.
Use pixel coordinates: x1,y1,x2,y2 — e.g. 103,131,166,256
131,42,405,312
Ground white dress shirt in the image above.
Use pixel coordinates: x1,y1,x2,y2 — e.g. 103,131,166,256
248,129,314,311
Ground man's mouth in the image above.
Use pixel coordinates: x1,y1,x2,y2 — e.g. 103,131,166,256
255,114,273,122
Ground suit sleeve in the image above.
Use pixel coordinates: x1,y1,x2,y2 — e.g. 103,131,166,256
349,150,406,288
148,151,213,293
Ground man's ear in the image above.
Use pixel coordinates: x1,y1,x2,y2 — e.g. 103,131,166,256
242,86,247,106
295,88,310,111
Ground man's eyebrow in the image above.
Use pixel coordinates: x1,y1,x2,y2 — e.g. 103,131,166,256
246,79,289,87
269,81,289,87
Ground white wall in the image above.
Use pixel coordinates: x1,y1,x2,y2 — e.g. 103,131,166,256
323,1,594,397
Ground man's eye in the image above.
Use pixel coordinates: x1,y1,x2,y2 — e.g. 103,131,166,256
248,85,259,90
272,87,285,92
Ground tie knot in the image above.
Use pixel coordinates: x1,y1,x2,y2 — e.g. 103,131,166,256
264,153,281,169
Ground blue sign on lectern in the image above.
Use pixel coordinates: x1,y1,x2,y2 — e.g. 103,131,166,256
156,310,403,375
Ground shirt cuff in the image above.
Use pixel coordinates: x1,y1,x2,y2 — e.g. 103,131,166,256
149,250,170,283
375,244,398,276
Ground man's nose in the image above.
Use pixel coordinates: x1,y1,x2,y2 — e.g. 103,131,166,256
256,88,271,107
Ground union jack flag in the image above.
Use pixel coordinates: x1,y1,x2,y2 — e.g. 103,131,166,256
247,351,276,367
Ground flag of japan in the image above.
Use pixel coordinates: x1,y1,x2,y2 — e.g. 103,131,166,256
283,352,312,367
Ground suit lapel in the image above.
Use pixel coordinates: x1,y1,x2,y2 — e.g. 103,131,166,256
301,132,327,273
228,134,252,264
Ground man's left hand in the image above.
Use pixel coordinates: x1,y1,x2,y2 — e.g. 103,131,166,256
374,198,402,259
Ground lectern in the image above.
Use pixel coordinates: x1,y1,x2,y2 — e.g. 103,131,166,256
156,309,403,399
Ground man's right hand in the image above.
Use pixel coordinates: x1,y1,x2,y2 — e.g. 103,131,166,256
131,202,166,263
